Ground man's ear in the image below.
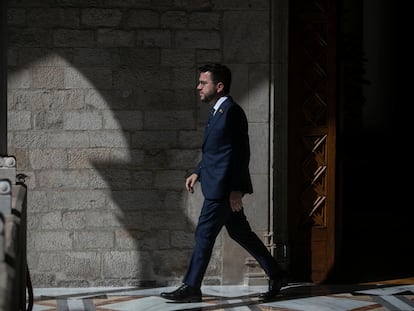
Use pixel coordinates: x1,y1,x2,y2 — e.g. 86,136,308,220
216,82,224,92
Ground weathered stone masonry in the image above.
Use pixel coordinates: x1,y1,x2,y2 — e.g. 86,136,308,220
7,0,272,287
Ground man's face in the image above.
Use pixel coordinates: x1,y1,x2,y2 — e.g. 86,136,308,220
197,71,218,103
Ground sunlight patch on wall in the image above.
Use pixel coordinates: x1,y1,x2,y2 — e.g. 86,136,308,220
7,53,134,198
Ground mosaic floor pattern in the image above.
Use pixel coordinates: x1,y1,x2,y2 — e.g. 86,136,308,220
30,281,414,311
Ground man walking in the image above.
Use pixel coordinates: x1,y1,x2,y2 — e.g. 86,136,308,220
160,63,288,302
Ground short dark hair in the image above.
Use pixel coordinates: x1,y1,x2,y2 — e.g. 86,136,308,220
198,63,232,94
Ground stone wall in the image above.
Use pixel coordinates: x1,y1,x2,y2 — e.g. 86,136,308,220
7,0,272,287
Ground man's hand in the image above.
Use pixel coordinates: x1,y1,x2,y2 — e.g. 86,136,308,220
185,173,199,193
230,191,243,212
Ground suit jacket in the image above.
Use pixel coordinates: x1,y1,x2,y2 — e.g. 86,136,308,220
194,96,253,199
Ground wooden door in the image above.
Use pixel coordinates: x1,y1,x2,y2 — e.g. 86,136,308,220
287,0,337,283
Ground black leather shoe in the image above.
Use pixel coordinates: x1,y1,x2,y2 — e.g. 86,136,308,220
160,283,202,302
258,277,289,300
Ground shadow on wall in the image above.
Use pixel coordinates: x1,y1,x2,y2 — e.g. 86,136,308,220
8,49,210,286
8,47,271,287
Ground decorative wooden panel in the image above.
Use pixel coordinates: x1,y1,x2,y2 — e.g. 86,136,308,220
302,134,328,227
288,0,337,283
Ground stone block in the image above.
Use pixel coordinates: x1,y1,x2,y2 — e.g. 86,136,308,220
7,8,26,26
68,148,111,169
89,131,129,148
102,251,153,279
36,169,91,189
165,149,201,169
171,230,194,248
224,11,269,62
188,12,221,30
13,131,48,148
127,10,159,28
154,170,187,190
27,8,79,28
40,211,63,230
160,11,187,29
30,231,72,251
61,252,101,279
249,123,269,174
97,29,135,47
196,49,222,63
103,110,143,130
48,190,106,211
73,231,114,249
29,149,68,169
7,111,32,130
136,30,171,48
131,131,177,149
9,27,52,47
64,67,112,89
73,48,118,66
48,132,89,148
161,49,195,67
176,30,220,49
63,111,103,130
53,29,95,47
34,111,64,130
81,8,123,27
62,211,88,230
144,110,195,130
7,68,31,89
153,249,191,276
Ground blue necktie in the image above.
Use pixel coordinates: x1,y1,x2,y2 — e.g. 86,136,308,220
207,108,215,127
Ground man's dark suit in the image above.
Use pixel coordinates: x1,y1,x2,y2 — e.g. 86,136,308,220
183,96,285,289
196,96,253,199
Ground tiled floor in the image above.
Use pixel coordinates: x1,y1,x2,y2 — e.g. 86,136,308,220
30,278,414,311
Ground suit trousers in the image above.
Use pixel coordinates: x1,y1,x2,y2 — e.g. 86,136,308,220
183,198,285,289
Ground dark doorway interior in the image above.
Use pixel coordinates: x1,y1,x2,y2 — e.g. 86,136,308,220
332,0,411,283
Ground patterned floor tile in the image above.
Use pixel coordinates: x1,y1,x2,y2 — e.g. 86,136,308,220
30,282,414,311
